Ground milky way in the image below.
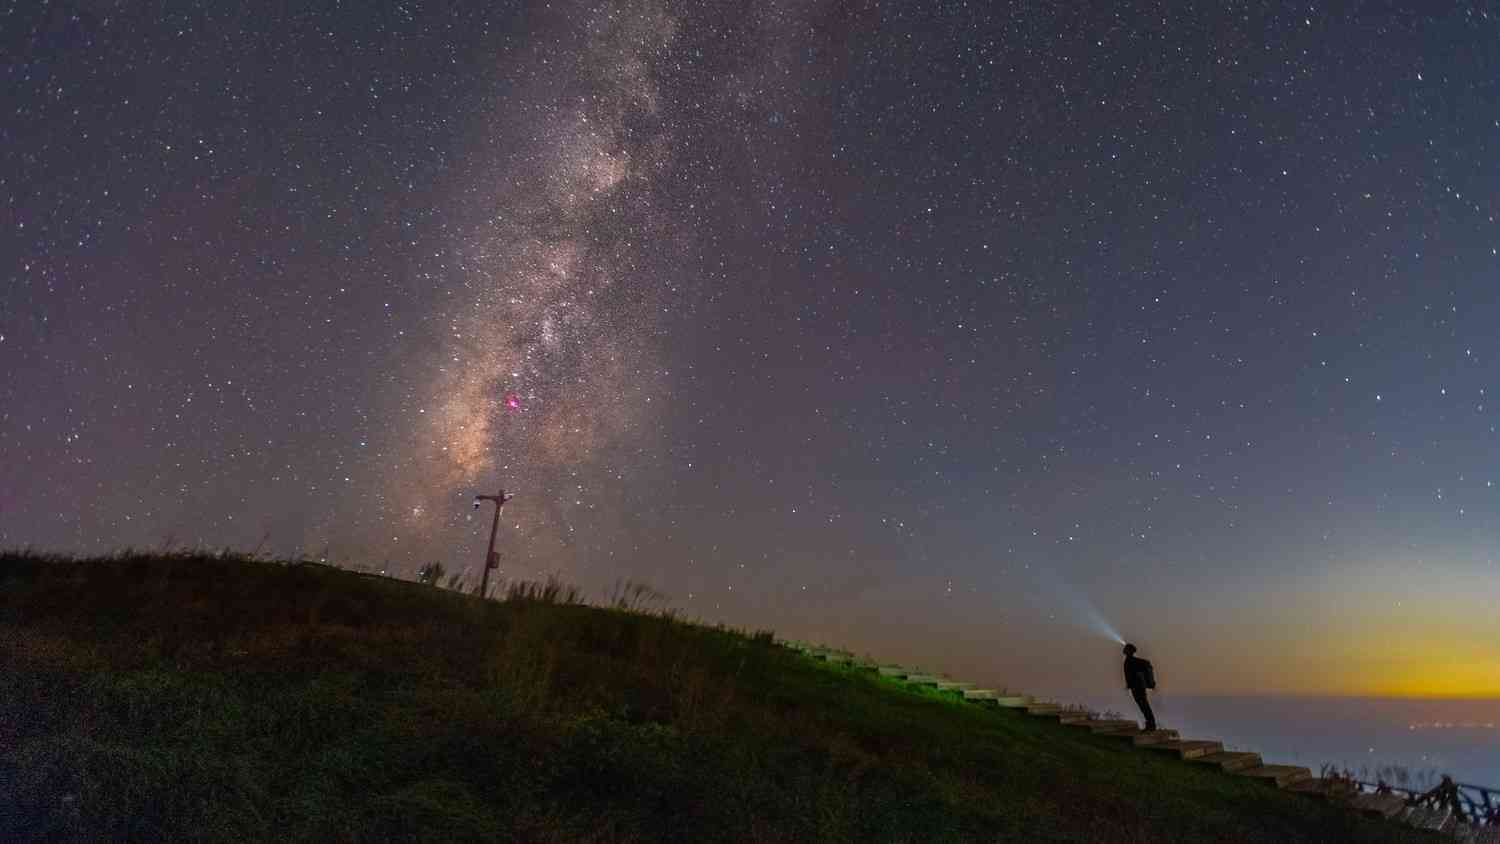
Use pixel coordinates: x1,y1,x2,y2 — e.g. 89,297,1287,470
4,2,1499,700
392,2,683,566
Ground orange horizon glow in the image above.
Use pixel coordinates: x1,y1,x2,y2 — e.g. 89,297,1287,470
1120,560,1500,701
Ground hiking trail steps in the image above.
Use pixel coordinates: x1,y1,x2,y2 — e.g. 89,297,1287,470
781,639,1497,840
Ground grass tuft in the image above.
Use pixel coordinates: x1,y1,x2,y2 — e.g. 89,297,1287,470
504,573,584,605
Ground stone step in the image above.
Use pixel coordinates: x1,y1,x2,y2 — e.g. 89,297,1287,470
962,689,999,701
1398,804,1455,833
1070,719,1139,733
1190,751,1262,772
1285,778,1357,802
1148,739,1223,760
904,674,943,686
1348,792,1407,819
993,695,1033,708
1020,705,1090,724
935,680,975,692
876,666,909,678
1236,765,1312,789
1100,728,1179,746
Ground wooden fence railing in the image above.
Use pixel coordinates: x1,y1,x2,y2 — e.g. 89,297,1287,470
1355,776,1499,828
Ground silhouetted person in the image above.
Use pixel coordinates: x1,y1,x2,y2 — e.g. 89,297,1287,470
1122,643,1157,731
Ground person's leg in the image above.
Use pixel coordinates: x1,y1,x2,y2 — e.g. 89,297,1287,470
1131,687,1157,731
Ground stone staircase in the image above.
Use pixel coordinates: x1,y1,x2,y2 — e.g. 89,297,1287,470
780,639,1499,839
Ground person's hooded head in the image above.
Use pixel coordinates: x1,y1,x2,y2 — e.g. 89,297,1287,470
1123,643,1137,656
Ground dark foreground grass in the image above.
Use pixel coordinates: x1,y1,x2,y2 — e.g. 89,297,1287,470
0,552,1435,843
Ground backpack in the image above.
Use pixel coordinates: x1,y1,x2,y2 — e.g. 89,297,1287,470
1141,660,1156,689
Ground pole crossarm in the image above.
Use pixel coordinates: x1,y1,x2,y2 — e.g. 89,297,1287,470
472,488,514,600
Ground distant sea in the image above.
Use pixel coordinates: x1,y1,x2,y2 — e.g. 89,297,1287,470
1069,694,1500,788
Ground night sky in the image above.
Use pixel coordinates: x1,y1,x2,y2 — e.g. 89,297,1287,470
4,2,1498,699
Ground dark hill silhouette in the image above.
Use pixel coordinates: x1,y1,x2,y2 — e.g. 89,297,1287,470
0,551,1445,842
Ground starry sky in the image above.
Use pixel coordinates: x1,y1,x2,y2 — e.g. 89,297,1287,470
4,2,1498,699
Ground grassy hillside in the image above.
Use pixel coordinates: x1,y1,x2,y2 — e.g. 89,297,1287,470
0,552,1434,843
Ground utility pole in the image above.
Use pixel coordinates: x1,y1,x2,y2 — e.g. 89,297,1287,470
473,488,513,600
